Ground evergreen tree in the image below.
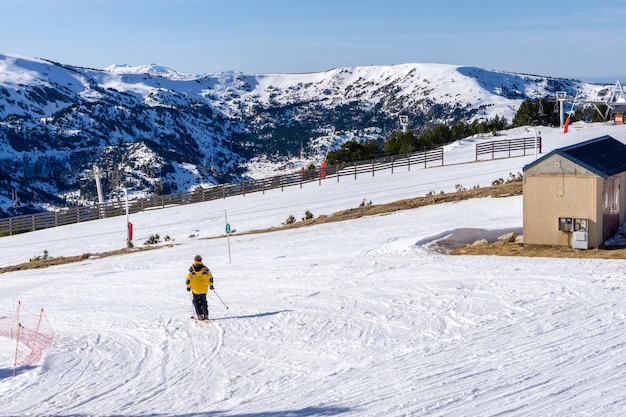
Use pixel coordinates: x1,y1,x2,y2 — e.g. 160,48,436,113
512,99,539,127
326,140,382,165
384,131,421,155
328,115,510,164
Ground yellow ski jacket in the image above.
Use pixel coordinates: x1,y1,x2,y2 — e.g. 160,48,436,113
186,261,214,294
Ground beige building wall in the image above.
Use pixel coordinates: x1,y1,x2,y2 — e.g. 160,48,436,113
523,154,603,247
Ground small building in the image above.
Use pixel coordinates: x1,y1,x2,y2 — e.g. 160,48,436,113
612,104,626,124
522,135,626,248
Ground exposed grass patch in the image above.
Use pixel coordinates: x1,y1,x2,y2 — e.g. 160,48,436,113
2,180,623,274
0,245,167,274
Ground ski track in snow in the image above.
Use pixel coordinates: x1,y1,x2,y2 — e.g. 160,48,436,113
1,123,626,416
2,224,626,416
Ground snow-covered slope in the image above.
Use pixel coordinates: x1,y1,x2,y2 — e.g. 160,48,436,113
1,122,626,416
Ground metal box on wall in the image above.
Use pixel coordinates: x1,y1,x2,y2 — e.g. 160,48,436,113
558,217,573,232
573,231,589,249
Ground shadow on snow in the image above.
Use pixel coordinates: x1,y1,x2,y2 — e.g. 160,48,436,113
38,404,353,417
210,310,293,321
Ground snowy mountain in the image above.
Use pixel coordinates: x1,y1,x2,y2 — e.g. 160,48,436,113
0,52,612,217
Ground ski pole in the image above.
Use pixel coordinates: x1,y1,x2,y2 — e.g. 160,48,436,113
188,289,197,318
212,289,229,309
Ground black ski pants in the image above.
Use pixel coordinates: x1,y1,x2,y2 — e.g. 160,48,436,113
192,293,209,318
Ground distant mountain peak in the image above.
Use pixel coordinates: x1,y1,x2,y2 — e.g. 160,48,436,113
103,63,193,79
0,52,613,217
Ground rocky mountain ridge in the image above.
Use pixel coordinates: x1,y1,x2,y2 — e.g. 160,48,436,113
0,53,610,217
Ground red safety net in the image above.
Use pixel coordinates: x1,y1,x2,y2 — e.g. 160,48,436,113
0,302,54,370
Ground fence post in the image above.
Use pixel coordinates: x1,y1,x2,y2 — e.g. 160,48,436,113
12,302,22,376
1,143,454,237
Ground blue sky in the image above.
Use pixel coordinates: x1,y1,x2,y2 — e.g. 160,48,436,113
1,0,624,82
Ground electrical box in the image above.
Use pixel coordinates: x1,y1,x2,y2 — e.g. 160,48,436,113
559,217,590,249
573,218,588,232
559,217,588,233
573,231,589,249
558,217,573,232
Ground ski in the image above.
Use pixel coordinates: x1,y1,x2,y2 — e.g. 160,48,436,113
190,316,210,323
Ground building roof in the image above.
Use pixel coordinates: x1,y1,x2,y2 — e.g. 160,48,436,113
523,135,626,179
611,104,626,113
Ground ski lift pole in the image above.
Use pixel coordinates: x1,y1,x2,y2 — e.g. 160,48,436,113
125,187,133,245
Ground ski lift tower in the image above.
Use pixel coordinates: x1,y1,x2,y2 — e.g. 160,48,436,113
93,165,105,206
93,165,105,218
588,80,626,121
607,80,626,103
556,91,567,128
399,115,409,133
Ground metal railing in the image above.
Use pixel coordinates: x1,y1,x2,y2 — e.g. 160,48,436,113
0,147,444,236
476,136,542,161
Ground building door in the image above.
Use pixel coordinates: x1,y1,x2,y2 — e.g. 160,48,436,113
603,176,621,241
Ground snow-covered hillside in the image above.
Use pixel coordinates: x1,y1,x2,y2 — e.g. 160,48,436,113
1,122,626,416
0,52,615,217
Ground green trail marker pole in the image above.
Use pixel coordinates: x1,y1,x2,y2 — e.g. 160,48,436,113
225,209,231,263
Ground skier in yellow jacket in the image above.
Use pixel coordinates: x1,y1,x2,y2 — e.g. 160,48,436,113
186,255,214,320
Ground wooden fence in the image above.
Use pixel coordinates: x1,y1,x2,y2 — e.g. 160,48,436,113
476,136,541,161
0,147,444,236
